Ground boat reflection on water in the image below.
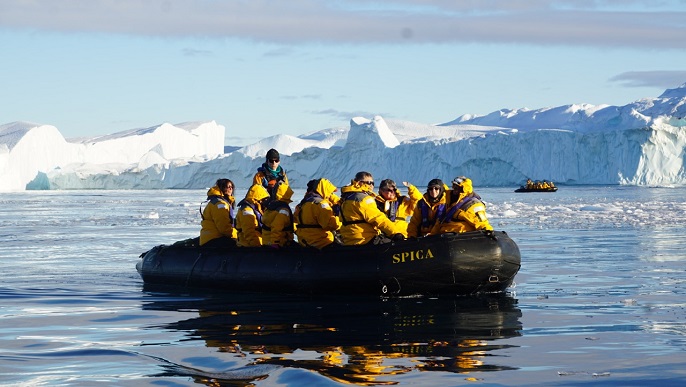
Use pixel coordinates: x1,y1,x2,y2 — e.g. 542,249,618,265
141,286,522,385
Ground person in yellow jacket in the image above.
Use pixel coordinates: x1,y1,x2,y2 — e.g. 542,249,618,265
235,183,270,247
294,178,342,249
252,148,289,196
261,181,296,248
339,171,405,246
199,178,237,247
407,179,448,238
375,179,423,237
436,176,493,234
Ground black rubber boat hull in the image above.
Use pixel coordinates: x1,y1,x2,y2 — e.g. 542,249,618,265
514,187,558,193
136,231,521,296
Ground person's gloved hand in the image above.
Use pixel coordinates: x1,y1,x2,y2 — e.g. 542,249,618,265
391,233,405,242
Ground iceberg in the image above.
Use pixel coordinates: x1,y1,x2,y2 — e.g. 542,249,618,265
1,121,225,191
2,84,685,191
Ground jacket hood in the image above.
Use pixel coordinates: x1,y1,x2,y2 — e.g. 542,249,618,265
273,182,294,203
245,184,269,204
341,183,365,194
206,185,222,197
329,192,341,205
315,178,338,200
460,178,473,194
453,177,473,194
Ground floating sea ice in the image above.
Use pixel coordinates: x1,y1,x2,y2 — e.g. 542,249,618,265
144,211,160,219
605,205,624,212
558,371,587,376
558,371,611,377
622,299,638,305
580,205,610,212
551,206,573,212
503,209,518,217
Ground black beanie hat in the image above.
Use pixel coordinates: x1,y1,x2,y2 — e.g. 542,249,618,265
306,179,318,192
427,178,443,188
266,148,280,161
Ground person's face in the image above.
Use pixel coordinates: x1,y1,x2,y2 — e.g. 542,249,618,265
268,158,280,167
380,186,396,200
223,184,234,196
427,186,441,198
358,178,374,190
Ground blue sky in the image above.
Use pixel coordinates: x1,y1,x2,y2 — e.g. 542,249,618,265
2,1,686,146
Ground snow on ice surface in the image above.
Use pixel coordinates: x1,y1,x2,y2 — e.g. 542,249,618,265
2,84,686,191
485,186,686,233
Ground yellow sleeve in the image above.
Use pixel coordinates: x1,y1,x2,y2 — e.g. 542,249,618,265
461,203,493,231
361,196,402,237
238,208,262,247
398,184,424,218
316,201,341,231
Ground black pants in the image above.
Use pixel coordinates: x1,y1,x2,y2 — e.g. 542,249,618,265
201,236,237,249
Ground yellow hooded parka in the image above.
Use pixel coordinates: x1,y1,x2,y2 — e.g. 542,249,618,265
294,178,342,249
236,184,270,247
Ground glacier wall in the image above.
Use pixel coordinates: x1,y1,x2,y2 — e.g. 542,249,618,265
36,116,686,190
4,84,686,191
312,120,684,187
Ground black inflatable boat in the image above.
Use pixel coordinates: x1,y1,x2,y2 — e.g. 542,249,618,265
136,231,521,297
514,186,558,193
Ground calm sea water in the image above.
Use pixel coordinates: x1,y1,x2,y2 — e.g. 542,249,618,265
1,186,685,386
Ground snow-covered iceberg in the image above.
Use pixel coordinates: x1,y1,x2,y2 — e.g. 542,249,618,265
0,121,225,191
2,84,685,191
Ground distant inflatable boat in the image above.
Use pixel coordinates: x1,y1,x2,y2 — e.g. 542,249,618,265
136,231,521,297
514,186,558,193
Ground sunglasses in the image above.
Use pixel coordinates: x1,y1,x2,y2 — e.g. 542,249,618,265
428,186,441,191
268,159,280,163
360,180,374,187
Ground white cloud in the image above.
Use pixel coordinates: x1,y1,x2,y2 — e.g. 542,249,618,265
609,71,686,88
1,0,684,48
